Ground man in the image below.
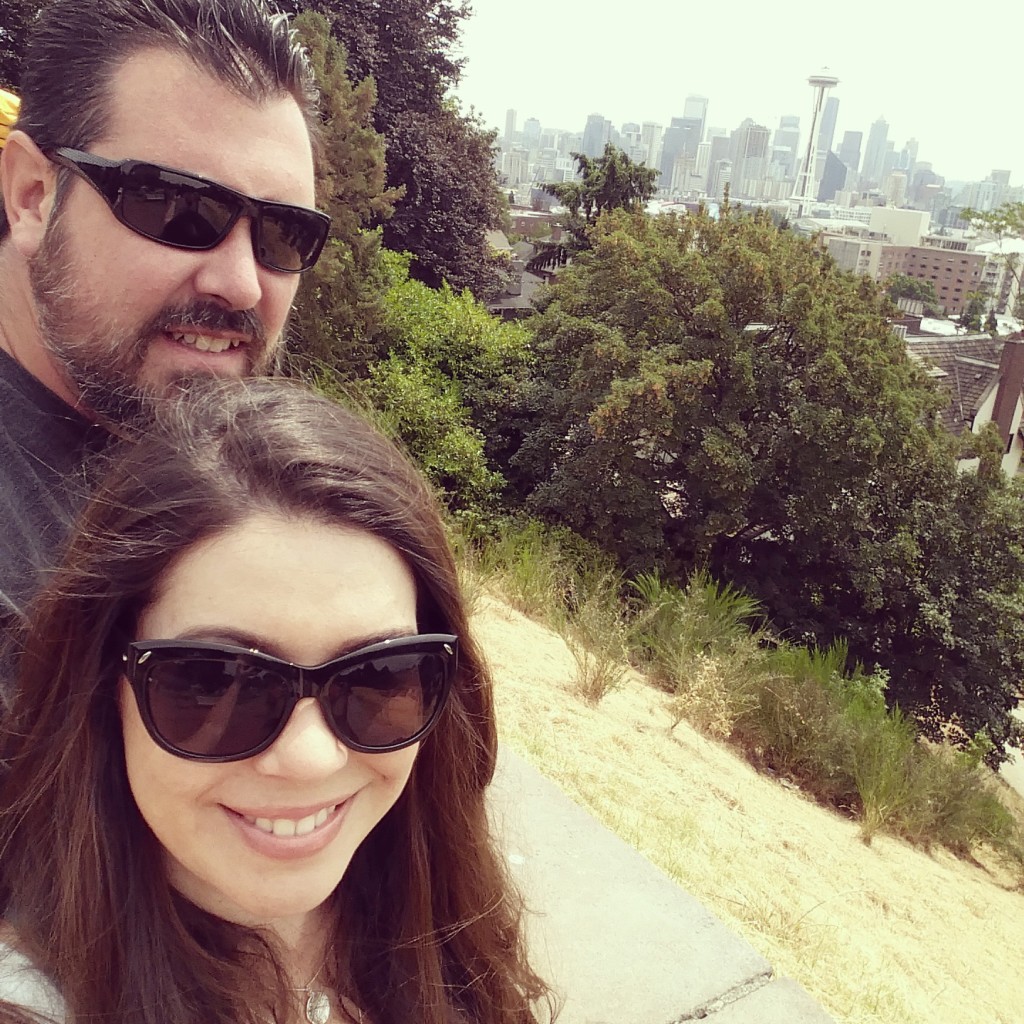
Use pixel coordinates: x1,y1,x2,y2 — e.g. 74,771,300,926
0,0,329,634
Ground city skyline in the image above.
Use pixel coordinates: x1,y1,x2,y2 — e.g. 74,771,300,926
454,0,1020,184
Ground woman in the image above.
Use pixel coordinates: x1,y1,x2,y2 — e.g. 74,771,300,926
0,379,552,1024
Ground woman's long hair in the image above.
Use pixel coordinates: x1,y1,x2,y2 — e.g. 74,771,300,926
0,378,552,1024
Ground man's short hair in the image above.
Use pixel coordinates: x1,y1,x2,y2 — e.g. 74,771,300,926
0,0,319,238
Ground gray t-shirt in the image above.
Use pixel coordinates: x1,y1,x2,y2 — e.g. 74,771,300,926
0,349,104,669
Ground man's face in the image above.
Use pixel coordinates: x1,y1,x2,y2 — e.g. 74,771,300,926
28,49,317,422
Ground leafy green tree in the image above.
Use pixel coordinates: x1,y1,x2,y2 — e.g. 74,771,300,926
544,143,658,251
507,206,1024,760
885,273,940,309
962,202,1024,314
283,0,504,297
287,12,396,376
958,291,986,332
352,252,533,517
985,309,999,335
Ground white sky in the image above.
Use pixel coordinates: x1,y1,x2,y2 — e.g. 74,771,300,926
454,0,1023,184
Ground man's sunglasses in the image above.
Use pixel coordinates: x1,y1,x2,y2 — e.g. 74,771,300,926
45,147,331,272
121,634,458,762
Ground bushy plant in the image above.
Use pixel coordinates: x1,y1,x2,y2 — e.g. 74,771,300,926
629,570,763,691
559,568,631,705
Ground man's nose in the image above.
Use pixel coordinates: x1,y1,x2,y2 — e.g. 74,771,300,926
191,218,264,311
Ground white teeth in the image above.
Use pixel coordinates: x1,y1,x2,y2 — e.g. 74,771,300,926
169,331,238,354
248,805,337,837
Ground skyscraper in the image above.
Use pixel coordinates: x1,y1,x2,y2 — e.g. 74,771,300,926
861,117,890,187
773,115,800,178
581,113,610,158
837,131,863,175
731,119,771,198
504,109,517,146
816,96,839,160
683,95,709,144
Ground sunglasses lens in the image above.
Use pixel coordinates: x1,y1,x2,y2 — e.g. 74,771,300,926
144,657,290,758
118,164,237,250
327,651,450,749
258,207,328,272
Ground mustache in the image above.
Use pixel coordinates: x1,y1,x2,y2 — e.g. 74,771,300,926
138,301,268,346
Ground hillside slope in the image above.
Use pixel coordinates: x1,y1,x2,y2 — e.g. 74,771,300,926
472,595,1023,1024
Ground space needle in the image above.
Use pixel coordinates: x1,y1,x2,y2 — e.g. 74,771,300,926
790,70,839,219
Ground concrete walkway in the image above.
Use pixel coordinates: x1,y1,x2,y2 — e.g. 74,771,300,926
490,747,837,1024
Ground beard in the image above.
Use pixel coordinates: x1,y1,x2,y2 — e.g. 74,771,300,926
27,209,278,426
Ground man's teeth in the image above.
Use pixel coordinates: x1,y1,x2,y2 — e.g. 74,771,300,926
169,331,241,354
249,805,335,837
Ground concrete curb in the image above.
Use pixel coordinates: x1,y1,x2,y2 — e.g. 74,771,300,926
490,747,837,1024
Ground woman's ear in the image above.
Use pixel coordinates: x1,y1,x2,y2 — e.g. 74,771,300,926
1,131,60,257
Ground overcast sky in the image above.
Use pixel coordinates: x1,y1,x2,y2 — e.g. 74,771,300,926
454,0,1021,185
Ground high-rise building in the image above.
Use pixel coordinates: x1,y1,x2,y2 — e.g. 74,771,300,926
640,122,662,168
772,115,800,178
683,95,709,138
816,96,839,159
731,119,771,198
504,109,517,146
581,113,610,158
837,131,862,175
861,117,890,186
522,117,542,152
817,151,849,202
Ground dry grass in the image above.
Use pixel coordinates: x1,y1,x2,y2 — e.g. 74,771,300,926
473,593,1024,1024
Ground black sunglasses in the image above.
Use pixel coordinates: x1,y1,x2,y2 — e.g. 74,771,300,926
121,634,457,762
46,147,331,273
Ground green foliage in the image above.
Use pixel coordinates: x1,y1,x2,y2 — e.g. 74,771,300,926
884,272,939,308
352,253,532,517
287,12,395,376
559,568,631,705
985,310,999,335
545,144,658,251
284,0,504,297
958,291,986,332
505,204,1024,760
629,570,763,690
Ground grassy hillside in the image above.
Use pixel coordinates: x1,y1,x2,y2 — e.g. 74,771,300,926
472,593,1024,1024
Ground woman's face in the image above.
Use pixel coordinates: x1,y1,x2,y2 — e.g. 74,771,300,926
119,513,421,937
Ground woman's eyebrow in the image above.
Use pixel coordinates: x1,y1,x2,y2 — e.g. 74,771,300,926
168,627,420,663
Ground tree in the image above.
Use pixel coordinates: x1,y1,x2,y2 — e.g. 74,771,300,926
958,291,986,333
348,252,533,517
287,12,397,377
885,273,940,311
506,206,1024,760
985,310,999,335
962,202,1024,315
544,144,658,251
282,0,504,297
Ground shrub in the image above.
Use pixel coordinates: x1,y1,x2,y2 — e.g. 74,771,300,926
559,568,631,705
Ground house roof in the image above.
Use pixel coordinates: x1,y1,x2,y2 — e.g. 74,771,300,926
907,337,1003,434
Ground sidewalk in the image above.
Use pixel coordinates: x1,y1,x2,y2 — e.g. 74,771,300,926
490,747,837,1024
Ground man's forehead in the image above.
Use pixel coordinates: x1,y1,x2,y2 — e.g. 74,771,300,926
94,47,315,203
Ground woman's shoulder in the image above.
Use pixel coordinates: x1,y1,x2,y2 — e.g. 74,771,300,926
0,938,67,1023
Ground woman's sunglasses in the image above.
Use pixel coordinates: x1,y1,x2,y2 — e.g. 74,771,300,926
121,634,458,762
46,147,331,273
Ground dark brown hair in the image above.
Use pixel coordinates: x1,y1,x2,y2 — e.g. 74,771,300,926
0,0,319,238
0,379,552,1024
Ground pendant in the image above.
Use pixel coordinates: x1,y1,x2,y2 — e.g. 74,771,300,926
305,988,332,1024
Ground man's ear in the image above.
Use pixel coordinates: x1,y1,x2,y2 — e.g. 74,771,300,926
1,131,59,257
